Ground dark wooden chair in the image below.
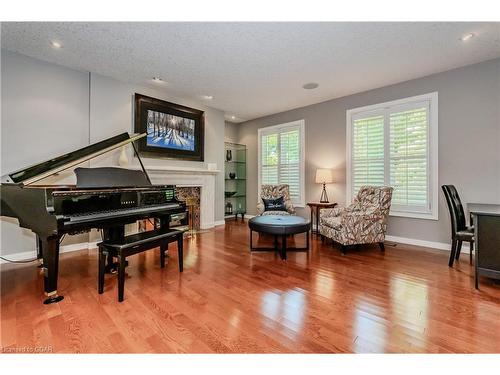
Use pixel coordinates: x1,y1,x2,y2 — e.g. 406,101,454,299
98,228,185,302
442,185,474,267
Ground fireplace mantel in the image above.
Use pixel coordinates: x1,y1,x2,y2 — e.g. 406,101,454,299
143,165,220,174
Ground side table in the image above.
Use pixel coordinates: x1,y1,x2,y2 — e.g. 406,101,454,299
307,202,337,235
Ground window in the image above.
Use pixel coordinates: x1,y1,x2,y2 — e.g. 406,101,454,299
346,92,438,220
258,120,305,206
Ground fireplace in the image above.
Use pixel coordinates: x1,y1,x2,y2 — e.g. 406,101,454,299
143,165,219,229
175,186,201,231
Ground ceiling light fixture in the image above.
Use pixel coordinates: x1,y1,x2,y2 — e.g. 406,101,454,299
50,40,62,49
302,82,319,90
231,116,236,120
460,33,475,42
152,77,163,83
202,95,213,100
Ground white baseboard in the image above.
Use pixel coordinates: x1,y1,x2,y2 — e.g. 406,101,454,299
1,231,463,265
244,214,255,219
0,241,97,264
214,220,226,226
385,235,470,253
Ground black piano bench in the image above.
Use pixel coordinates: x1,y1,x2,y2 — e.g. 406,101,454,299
97,228,186,302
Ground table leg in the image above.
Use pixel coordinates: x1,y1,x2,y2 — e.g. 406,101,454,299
281,234,287,260
177,235,184,272
316,207,320,234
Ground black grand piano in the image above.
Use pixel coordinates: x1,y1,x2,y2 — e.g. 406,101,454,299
1,132,186,304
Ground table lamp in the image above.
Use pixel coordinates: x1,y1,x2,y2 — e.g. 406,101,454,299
315,168,333,203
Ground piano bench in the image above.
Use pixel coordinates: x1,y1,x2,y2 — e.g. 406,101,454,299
97,228,186,302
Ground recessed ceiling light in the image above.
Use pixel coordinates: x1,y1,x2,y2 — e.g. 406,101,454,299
202,95,213,100
50,40,62,49
460,33,475,42
231,116,236,120
302,82,319,90
152,77,163,83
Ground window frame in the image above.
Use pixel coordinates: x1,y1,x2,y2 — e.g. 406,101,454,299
346,92,439,220
258,119,306,207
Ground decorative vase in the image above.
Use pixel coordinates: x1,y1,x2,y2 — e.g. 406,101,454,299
229,172,236,179
225,201,233,214
118,146,129,167
226,149,232,162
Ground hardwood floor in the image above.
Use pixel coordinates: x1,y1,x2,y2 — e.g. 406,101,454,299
1,219,500,353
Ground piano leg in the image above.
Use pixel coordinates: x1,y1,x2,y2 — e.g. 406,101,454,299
36,235,44,268
40,236,64,304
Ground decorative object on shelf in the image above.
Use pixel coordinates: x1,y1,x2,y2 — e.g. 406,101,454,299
315,168,333,203
118,146,129,167
225,201,233,215
226,149,233,162
134,93,205,161
225,191,237,198
229,172,236,179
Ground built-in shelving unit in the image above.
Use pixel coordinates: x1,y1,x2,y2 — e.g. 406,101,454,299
224,142,246,220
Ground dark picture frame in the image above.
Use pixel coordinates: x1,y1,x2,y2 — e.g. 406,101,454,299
134,93,205,161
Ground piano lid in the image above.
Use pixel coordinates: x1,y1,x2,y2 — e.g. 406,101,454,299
3,132,147,186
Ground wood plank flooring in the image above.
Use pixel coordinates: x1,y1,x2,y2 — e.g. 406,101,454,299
1,219,500,353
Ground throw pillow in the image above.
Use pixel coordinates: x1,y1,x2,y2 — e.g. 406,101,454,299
262,196,286,212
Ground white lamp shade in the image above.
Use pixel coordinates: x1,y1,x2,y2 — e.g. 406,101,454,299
315,168,333,184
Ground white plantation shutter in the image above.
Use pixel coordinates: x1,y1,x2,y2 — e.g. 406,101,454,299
279,129,300,198
259,121,305,205
261,133,279,185
347,93,438,220
389,103,429,213
352,113,385,197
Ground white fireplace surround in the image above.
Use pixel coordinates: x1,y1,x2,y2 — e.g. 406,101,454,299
144,165,220,229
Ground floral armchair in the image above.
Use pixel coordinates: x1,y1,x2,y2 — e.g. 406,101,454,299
257,184,296,216
319,186,393,254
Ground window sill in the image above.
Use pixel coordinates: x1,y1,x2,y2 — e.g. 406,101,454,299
389,211,438,221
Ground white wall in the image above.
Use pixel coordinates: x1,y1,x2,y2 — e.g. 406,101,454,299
1,50,225,256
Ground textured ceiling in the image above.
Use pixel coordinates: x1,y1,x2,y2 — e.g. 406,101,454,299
2,22,499,122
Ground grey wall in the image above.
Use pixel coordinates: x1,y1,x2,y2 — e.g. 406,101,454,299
224,121,239,143
1,50,226,256
238,58,500,245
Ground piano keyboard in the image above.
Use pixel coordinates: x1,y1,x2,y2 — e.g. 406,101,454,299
65,203,181,225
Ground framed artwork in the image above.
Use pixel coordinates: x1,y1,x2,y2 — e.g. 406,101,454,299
134,93,205,161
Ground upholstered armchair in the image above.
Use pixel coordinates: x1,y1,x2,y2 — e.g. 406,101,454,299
319,186,393,254
257,184,296,216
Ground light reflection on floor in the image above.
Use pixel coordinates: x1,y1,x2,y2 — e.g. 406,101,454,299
388,274,429,351
182,236,199,268
351,274,429,352
390,274,429,333
353,298,388,352
260,289,307,337
314,270,335,298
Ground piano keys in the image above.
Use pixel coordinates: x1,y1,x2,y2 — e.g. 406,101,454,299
1,132,186,304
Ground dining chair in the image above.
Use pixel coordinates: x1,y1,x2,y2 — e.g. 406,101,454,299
442,185,474,267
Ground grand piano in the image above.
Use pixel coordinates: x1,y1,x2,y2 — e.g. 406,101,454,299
1,132,186,304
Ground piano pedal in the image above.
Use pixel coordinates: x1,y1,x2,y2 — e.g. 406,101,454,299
43,294,64,304
105,260,129,274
